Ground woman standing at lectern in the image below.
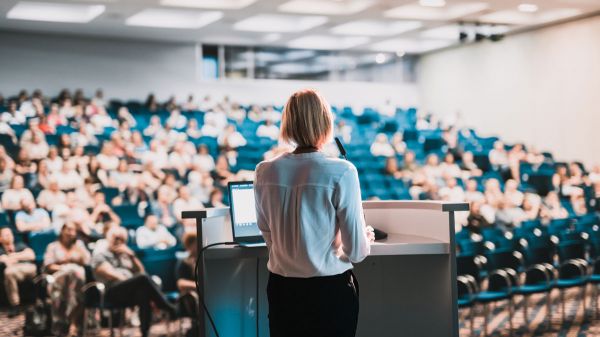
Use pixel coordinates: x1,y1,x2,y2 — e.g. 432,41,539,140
254,89,374,337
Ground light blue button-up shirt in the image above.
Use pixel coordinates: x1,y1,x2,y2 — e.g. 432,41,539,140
255,151,370,278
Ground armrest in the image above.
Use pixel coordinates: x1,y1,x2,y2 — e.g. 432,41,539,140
33,273,55,286
488,269,513,294
82,281,107,307
457,275,476,299
462,274,480,293
559,260,588,278
524,264,552,287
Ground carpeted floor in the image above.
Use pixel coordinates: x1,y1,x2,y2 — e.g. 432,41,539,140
3,287,600,336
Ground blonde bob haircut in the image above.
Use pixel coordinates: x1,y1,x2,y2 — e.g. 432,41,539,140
280,89,333,148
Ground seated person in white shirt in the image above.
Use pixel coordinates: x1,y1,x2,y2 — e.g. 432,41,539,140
166,109,187,130
256,120,280,141
464,179,485,203
439,177,466,202
335,120,352,144
204,109,228,131
1,101,26,125
193,145,215,173
173,186,204,231
52,161,84,191
370,133,395,157
218,125,247,162
90,108,114,134
15,199,51,233
23,131,49,161
142,140,169,170
36,179,67,212
143,116,163,137
2,175,35,211
136,214,177,250
228,103,246,124
439,153,461,178
200,118,220,138
390,132,406,154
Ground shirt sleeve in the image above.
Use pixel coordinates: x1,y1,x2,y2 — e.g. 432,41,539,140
254,163,272,246
43,242,57,267
90,250,107,270
334,165,370,263
161,226,177,247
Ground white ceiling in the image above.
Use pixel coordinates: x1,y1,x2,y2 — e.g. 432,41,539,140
0,0,599,54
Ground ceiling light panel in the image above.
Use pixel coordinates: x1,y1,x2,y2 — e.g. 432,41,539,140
331,20,422,36
278,0,374,16
385,2,489,21
234,14,327,33
6,1,105,23
160,0,256,10
126,8,223,29
288,35,370,50
478,8,582,25
419,0,446,8
370,38,454,53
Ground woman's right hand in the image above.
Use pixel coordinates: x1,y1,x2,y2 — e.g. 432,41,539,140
366,226,375,243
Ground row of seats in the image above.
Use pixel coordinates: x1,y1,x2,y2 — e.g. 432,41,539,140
456,213,600,336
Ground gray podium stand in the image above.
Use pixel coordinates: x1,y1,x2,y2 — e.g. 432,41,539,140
182,200,468,337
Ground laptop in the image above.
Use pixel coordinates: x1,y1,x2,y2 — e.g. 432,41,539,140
227,181,266,247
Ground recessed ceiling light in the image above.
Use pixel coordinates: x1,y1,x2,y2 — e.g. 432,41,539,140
375,53,387,64
331,20,422,36
160,0,256,9
278,0,374,16
396,51,406,57
419,0,446,7
234,14,327,33
288,35,369,50
126,8,223,29
6,1,105,23
518,3,539,13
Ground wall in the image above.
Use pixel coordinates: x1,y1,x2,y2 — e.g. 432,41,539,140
418,15,600,165
0,31,419,109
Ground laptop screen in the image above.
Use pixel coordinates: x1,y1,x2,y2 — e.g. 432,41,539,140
228,182,262,240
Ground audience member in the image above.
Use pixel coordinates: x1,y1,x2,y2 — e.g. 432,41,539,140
92,227,177,337
0,227,36,316
370,134,395,157
43,223,91,335
15,199,51,233
136,214,177,249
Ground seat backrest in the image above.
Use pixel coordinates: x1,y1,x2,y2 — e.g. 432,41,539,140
485,249,520,273
557,241,586,262
456,254,481,284
524,246,555,266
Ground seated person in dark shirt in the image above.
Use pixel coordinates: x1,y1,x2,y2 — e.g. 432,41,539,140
0,227,36,316
91,227,176,337
465,201,491,234
177,231,197,294
177,231,200,337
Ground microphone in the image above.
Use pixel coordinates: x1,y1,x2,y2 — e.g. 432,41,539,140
334,137,347,160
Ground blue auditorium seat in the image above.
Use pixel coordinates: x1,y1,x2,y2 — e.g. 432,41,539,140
140,247,179,292
29,230,58,264
113,204,142,229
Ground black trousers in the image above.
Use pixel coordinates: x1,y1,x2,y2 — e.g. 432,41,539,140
267,270,359,337
105,274,173,337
